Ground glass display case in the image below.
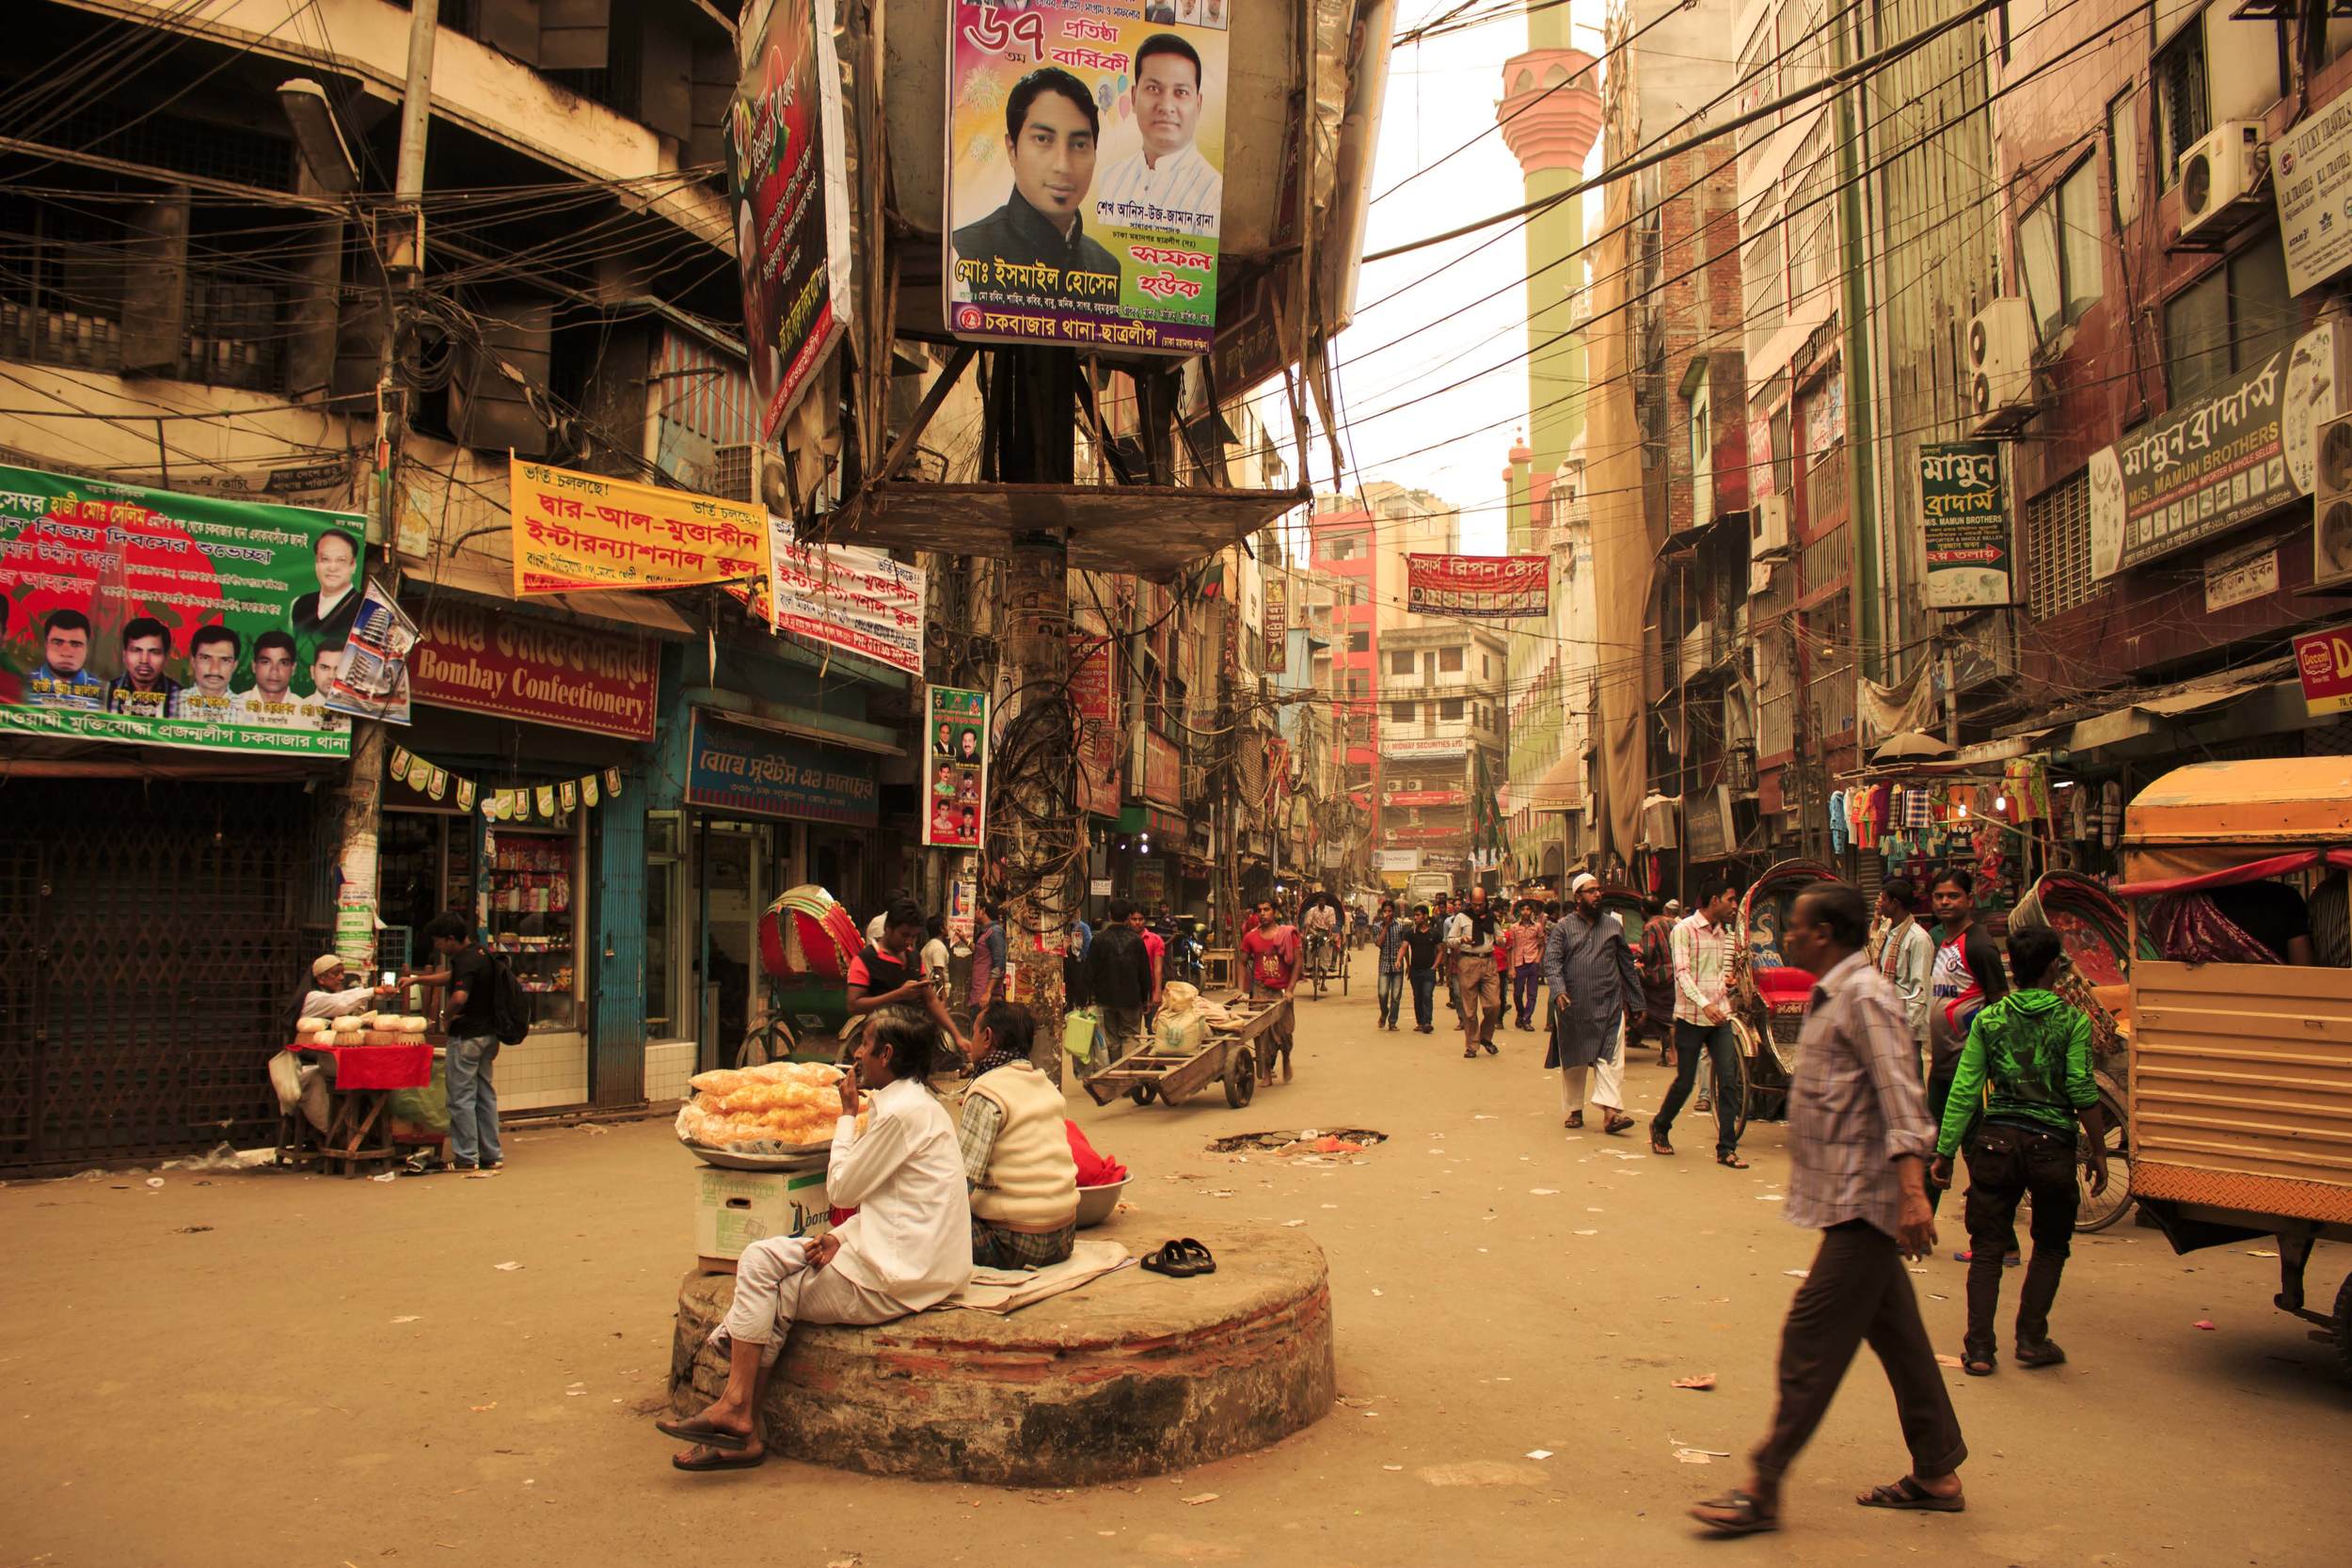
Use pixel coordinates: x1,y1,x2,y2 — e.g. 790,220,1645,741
487,818,583,1032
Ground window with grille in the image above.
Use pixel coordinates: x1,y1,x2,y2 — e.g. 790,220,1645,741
1744,223,1787,360
1391,700,1416,722
1390,649,1415,675
2026,470,2095,621
1439,646,1465,673
1348,629,1370,653
1440,697,1466,720
2154,21,2208,192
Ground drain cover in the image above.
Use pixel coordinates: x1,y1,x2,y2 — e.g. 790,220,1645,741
1208,1129,1388,1154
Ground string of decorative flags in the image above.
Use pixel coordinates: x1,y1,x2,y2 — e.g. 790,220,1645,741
389,745,624,822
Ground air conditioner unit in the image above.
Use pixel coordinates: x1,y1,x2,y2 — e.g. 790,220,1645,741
2314,412,2352,592
2178,121,2267,243
1967,298,2036,435
1753,493,1791,561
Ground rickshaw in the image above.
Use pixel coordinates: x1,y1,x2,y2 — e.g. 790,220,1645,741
2111,758,2352,1380
1726,859,1839,1131
2009,869,2150,1231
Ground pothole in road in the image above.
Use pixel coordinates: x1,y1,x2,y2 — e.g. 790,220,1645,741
1207,1128,1388,1155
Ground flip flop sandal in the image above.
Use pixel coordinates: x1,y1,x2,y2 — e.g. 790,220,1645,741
2013,1340,2067,1369
1856,1477,1965,1513
1176,1237,1216,1275
1690,1489,1779,1534
1463,1047,1479,1058
1142,1241,1201,1277
1962,1355,1996,1377
1565,1110,1584,1130
1602,1112,1637,1135
673,1447,767,1472
1650,1134,1676,1156
654,1418,750,1452
1717,1151,1751,1169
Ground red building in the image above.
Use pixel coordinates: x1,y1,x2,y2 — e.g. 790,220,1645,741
1988,4,2352,768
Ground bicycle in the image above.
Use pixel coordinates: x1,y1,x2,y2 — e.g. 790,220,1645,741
1303,930,1339,1000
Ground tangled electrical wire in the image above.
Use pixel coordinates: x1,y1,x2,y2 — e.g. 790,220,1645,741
979,673,1088,941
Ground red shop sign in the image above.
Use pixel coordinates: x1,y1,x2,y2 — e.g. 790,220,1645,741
407,598,658,740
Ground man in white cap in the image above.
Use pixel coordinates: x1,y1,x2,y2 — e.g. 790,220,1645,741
272,955,397,1134
1543,873,1643,1133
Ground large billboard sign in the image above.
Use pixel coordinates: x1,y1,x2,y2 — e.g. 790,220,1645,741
0,462,364,756
944,2,1227,355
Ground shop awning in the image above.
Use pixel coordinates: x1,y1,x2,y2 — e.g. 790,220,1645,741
684,689,904,758
404,554,698,640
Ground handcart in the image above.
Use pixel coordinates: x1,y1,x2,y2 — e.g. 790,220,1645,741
1080,991,1295,1110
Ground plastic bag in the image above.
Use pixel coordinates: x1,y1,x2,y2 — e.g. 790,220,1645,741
1062,1007,1102,1066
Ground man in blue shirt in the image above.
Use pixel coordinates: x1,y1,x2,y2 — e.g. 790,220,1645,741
29,609,105,710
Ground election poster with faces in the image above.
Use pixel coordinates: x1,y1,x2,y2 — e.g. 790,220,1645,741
944,2,1228,355
0,461,365,756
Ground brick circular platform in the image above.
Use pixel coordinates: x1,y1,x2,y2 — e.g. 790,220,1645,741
666,1226,1334,1485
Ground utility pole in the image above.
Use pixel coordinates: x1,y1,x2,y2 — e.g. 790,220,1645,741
993,348,1077,1083
334,1,437,968
1829,5,1883,688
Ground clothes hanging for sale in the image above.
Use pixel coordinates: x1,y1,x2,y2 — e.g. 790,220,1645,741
1902,784,1932,828
2066,784,2089,843
2099,780,2122,848
1828,789,1848,854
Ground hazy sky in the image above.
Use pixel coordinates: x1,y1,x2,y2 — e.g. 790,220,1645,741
1263,0,1609,554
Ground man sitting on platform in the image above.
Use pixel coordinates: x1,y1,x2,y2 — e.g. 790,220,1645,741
660,1006,970,1472
959,1001,1080,1270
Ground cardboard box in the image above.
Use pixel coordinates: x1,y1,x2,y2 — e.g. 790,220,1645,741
693,1164,831,1271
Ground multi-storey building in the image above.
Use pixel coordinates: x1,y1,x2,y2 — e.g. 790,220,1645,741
1309,494,1382,847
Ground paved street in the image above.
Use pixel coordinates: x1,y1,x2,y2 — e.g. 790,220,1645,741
5,989,2343,1567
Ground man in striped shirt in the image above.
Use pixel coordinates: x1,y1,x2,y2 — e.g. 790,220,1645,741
1091,35,1222,238
1651,877,1749,1166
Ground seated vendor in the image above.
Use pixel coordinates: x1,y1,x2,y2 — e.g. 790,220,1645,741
271,954,396,1132
960,1002,1080,1270
659,1006,969,1473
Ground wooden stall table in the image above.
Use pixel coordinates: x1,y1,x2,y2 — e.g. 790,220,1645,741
280,1041,436,1177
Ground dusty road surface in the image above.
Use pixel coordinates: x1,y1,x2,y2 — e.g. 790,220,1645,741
5,988,2344,1567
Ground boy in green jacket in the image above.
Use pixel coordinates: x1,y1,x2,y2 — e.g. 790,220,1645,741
1929,927,2107,1376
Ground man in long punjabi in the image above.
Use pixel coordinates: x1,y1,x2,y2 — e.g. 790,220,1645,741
1542,873,1643,1135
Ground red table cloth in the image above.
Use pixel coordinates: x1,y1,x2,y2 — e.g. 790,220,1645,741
285,1042,434,1090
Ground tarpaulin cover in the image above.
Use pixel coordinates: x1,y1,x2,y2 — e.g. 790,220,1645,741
2112,849,2346,899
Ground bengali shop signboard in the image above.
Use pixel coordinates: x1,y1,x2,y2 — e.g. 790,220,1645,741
406,598,658,741
944,2,1228,355
744,515,925,677
728,0,853,436
1384,788,1468,807
510,458,768,595
1917,441,2010,610
2294,626,2352,718
2083,331,2344,578
1405,554,1547,618
0,462,363,757
686,710,879,827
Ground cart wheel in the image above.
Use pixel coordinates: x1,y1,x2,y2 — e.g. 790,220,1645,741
1225,1045,1257,1108
1128,1085,1155,1107
1719,1048,1752,1144
2334,1272,2352,1386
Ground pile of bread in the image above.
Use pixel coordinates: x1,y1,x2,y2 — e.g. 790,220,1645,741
675,1060,864,1153
293,1012,433,1050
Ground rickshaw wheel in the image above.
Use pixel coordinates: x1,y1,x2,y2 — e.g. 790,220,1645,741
1225,1046,1257,1108
2334,1274,2352,1386
1720,1047,1753,1143
2074,1088,2133,1233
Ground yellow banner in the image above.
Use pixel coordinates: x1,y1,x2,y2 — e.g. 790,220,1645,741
509,457,769,596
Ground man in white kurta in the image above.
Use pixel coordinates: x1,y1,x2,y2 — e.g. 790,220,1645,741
660,1010,970,1469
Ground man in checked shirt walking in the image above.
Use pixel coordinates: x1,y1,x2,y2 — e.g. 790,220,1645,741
1691,880,1965,1537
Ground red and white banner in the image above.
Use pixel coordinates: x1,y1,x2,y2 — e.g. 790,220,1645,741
1383,789,1468,808
1405,554,1548,618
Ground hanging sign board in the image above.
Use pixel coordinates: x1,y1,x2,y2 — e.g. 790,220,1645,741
943,2,1229,355
2275,96,2352,297
923,685,989,848
1405,554,1548,618
1917,441,2010,610
729,0,855,436
685,710,879,827
2293,626,2352,718
510,458,768,596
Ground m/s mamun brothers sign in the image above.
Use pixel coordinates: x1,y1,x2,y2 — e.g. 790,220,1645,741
407,599,657,740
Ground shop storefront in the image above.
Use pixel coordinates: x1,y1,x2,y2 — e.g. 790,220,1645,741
656,706,884,1069
391,594,664,1112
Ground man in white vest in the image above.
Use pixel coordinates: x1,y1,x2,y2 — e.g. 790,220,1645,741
958,1001,1081,1269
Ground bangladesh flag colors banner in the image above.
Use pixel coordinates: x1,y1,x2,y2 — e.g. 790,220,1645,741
0,462,366,758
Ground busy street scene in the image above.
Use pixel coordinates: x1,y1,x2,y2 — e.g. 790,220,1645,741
1,0,2348,1563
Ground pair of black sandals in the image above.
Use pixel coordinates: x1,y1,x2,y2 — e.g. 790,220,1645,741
1141,1238,1216,1276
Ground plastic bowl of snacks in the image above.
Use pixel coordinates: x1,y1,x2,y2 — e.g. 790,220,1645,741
1074,1178,1128,1228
